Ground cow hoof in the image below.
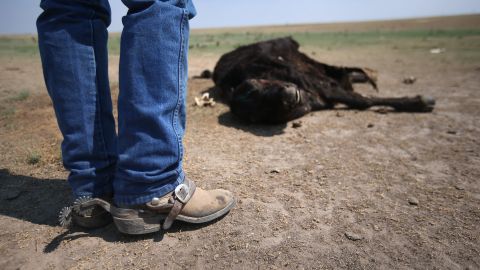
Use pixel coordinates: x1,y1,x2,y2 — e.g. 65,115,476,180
420,95,436,111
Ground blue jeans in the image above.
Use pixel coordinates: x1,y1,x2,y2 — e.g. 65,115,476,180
37,0,196,206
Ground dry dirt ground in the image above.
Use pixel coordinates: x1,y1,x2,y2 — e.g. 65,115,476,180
1,16,480,269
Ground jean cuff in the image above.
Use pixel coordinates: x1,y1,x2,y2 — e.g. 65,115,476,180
113,171,185,206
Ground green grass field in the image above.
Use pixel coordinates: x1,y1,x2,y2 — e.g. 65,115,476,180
189,29,480,53
2,28,480,58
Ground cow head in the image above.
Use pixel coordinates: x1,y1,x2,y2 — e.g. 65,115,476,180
230,79,311,124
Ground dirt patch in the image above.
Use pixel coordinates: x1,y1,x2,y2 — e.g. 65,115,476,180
1,16,479,269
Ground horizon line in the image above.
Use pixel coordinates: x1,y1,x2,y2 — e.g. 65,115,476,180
1,13,478,37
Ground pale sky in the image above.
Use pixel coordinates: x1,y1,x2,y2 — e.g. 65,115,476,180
1,0,479,34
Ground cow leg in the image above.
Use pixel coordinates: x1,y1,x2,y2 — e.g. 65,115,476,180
368,95,435,112
324,66,378,90
345,67,378,90
324,88,435,112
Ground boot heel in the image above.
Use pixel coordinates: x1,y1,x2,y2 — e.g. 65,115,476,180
113,215,164,235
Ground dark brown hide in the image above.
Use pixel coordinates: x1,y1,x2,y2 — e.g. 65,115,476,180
211,37,435,124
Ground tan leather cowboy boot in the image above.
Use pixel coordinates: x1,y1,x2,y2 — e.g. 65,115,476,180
112,179,236,234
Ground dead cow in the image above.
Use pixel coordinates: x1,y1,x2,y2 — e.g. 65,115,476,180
211,37,435,124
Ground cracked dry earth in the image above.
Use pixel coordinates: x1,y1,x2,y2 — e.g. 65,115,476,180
1,28,480,270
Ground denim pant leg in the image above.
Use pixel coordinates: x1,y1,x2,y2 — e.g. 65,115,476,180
37,0,118,198
114,0,196,206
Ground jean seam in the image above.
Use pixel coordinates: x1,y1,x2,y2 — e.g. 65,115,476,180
89,9,113,197
89,11,110,164
172,9,187,176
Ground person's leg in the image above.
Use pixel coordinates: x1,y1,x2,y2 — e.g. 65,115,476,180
114,0,196,206
37,0,117,199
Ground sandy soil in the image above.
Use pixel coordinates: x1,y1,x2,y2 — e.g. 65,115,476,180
0,16,479,269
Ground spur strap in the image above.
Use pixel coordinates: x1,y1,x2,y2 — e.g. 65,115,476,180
163,179,196,229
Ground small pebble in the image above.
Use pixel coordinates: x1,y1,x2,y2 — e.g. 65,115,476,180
345,232,364,241
454,184,465,190
447,130,457,135
270,169,281,174
292,121,302,128
367,123,374,128
403,76,417,85
408,197,419,206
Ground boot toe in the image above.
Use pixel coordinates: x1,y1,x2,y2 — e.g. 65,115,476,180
181,187,235,218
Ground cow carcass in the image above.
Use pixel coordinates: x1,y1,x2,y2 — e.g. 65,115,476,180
210,37,435,124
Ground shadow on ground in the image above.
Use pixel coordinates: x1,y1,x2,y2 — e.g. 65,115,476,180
43,218,221,253
204,85,411,137
217,111,287,137
200,86,288,136
0,168,71,226
0,169,222,253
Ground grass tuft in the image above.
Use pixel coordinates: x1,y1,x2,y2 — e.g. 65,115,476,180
0,106,15,119
10,90,30,102
27,152,41,165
